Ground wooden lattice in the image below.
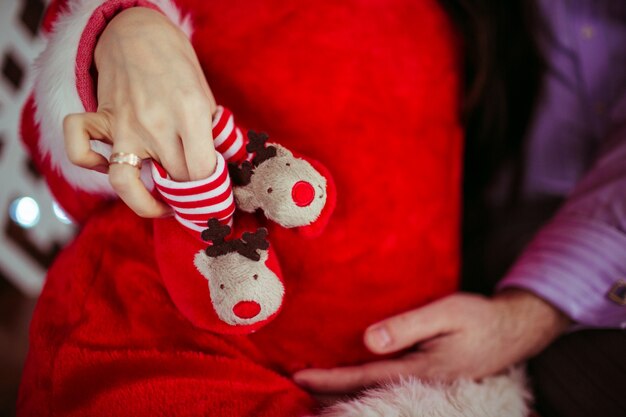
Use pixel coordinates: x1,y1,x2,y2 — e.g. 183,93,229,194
0,0,76,297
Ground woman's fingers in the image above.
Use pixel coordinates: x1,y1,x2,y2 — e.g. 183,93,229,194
150,133,190,182
178,97,217,180
143,110,215,182
64,112,171,218
63,112,112,173
108,143,172,218
62,73,218,215
62,108,207,218
180,130,217,181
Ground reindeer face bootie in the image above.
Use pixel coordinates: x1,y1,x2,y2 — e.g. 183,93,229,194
229,131,335,236
151,106,334,334
152,150,285,334
153,214,284,334
194,219,284,326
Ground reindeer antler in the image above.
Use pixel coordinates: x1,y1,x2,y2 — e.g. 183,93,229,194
228,160,254,186
247,131,277,167
228,131,277,186
202,219,237,257
238,228,270,261
201,218,230,242
201,218,269,261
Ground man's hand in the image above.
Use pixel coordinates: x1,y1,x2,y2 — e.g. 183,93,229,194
293,290,569,393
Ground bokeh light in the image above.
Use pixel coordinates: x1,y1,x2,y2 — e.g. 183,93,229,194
9,197,41,228
52,201,72,225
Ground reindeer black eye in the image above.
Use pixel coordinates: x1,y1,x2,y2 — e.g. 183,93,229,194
253,274,258,280
220,284,225,290
286,163,291,167
267,187,273,194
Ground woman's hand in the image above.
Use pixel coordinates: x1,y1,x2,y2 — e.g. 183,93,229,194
63,7,218,217
293,290,570,393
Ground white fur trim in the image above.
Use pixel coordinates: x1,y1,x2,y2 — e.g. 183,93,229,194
316,367,532,417
33,0,193,195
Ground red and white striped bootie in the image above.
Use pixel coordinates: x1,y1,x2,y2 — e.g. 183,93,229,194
152,212,284,335
151,135,285,335
212,106,336,237
150,106,335,334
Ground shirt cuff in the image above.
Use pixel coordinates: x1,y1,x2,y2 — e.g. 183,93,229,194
497,214,626,329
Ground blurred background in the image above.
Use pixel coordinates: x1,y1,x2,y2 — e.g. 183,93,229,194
0,1,76,415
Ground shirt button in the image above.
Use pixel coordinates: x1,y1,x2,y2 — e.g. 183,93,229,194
607,280,626,306
581,25,594,39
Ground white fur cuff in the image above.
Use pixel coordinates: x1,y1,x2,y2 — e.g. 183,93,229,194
317,367,532,417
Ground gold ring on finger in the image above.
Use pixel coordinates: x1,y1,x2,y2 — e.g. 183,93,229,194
109,152,143,169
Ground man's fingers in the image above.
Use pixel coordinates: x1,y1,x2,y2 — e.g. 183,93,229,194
108,149,172,218
364,297,456,354
63,112,112,172
293,356,429,394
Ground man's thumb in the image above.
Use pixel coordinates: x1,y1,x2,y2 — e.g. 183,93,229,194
364,297,453,354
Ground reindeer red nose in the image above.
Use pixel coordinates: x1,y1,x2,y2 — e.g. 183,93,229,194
292,181,315,207
233,301,261,319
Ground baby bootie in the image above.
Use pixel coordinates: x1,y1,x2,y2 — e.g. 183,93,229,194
218,120,336,237
194,218,284,327
149,104,335,333
153,215,284,334
151,147,284,334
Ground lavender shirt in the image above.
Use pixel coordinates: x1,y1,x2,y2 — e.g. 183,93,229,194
498,0,626,328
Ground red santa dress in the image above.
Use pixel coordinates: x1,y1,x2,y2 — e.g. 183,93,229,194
17,0,462,415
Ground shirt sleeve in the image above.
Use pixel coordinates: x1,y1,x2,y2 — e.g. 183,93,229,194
498,126,626,328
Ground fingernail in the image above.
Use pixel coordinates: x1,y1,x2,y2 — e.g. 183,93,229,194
367,325,391,350
292,374,310,388
158,209,174,219
94,164,109,174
